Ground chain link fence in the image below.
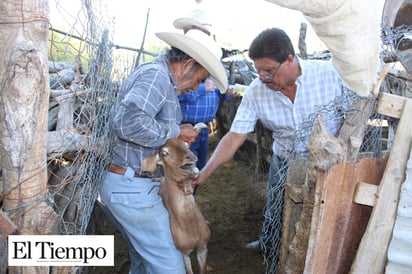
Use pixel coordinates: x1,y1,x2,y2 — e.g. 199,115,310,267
47,0,161,239
261,89,388,273
48,0,118,237
260,22,412,273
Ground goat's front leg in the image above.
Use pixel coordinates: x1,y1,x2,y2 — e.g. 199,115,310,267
197,247,208,274
183,253,194,274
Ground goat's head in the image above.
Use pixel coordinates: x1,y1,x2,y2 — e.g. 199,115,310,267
142,138,199,183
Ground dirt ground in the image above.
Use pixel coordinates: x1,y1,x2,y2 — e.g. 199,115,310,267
91,134,268,274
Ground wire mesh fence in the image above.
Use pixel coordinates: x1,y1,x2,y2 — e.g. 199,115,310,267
47,0,114,239
47,0,161,239
259,22,412,273
260,89,390,273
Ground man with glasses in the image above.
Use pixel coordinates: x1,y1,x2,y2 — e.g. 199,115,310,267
194,27,352,258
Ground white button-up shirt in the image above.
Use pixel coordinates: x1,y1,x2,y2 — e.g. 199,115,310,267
230,57,351,158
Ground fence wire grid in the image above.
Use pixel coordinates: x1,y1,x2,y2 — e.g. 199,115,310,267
260,23,411,273
47,0,117,237
261,89,388,274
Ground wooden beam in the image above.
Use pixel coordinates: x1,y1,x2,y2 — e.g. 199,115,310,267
304,158,386,274
353,182,379,207
372,64,390,97
350,98,412,274
377,92,407,119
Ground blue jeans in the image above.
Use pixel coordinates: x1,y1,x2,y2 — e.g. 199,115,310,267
260,154,289,255
189,127,209,195
99,168,185,274
189,127,209,170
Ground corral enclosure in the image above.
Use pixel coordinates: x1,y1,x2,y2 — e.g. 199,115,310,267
1,0,412,274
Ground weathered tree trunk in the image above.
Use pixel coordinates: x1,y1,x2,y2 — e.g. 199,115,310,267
0,1,58,273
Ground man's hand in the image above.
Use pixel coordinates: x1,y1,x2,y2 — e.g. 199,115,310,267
179,123,199,144
192,169,207,187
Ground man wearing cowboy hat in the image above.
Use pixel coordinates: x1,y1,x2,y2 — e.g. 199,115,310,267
173,9,213,37
99,29,227,273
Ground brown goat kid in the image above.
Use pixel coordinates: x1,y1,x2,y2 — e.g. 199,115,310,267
142,138,211,274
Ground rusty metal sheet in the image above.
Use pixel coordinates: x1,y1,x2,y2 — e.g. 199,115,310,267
304,158,387,274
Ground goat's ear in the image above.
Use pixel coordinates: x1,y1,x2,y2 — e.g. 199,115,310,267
141,153,159,173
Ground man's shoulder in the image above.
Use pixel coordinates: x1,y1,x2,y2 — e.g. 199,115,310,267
126,59,169,83
301,59,340,77
138,59,167,73
302,58,333,68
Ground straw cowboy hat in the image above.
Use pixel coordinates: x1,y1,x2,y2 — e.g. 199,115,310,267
173,9,213,35
156,29,228,92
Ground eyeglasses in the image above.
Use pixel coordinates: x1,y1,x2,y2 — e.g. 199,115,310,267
260,62,284,82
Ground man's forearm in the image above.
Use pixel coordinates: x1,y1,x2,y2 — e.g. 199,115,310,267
199,131,247,184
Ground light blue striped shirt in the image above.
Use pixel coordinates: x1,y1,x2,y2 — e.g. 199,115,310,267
110,56,181,176
230,57,349,158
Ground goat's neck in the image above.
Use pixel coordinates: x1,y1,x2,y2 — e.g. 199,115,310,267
161,177,194,196
159,178,197,214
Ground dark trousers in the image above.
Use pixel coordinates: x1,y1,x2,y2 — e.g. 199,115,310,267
189,127,209,195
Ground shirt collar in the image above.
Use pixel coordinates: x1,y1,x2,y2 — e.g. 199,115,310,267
295,56,307,85
156,55,177,89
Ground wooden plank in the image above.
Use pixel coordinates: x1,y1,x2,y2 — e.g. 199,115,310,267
377,92,407,119
353,182,379,207
350,99,412,274
372,64,390,96
279,159,310,273
304,158,386,274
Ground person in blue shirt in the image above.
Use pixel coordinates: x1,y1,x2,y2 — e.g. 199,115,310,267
178,78,226,171
174,11,238,194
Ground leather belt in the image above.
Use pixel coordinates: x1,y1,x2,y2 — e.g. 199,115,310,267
108,165,150,178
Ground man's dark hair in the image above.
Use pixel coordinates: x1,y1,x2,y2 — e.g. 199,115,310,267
166,47,202,70
248,28,295,63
